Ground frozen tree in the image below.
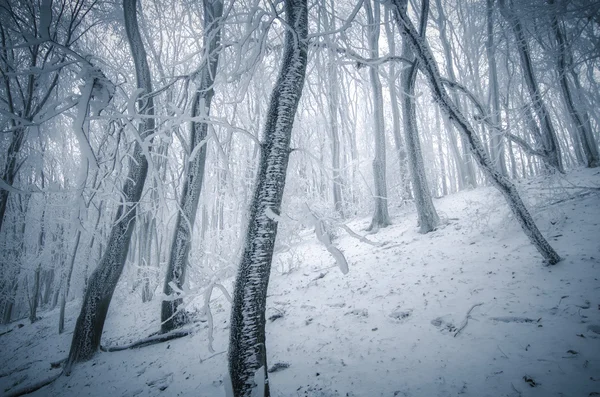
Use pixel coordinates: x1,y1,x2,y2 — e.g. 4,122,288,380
398,0,440,233
498,0,564,173
227,0,308,395
548,0,599,168
390,0,561,264
485,0,508,176
364,0,391,231
64,0,155,373
161,0,224,334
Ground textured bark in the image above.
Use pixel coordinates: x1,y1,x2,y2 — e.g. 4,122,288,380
228,0,308,395
64,0,154,373
161,0,224,333
399,0,439,233
549,0,599,168
498,0,564,173
391,0,561,265
365,0,391,231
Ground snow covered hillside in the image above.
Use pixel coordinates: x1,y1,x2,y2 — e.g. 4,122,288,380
1,169,599,397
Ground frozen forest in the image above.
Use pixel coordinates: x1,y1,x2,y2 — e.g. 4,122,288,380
1,0,599,396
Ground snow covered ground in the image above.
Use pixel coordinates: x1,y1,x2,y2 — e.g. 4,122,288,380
1,169,599,397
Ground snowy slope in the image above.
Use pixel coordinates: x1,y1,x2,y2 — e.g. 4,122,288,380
1,169,599,397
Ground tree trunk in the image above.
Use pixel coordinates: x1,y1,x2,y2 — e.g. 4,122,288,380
228,0,308,395
64,0,154,373
161,0,224,334
59,229,81,334
399,0,439,233
550,0,599,168
498,0,564,173
434,0,477,188
486,0,508,176
0,129,25,235
391,0,561,265
385,9,412,201
365,0,391,231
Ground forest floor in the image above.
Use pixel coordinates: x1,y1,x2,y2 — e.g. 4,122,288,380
1,168,599,397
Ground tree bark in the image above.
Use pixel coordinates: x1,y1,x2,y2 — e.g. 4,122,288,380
161,0,224,333
228,0,308,395
390,0,561,265
399,0,440,233
64,0,154,373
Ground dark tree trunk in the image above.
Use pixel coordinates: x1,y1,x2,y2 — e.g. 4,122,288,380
64,0,154,374
161,0,224,333
228,0,308,395
391,0,561,265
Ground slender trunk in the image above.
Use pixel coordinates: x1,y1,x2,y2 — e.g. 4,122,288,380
486,0,508,176
498,0,564,172
65,0,155,373
434,0,477,188
365,0,391,231
391,0,561,264
228,1,308,395
385,10,412,200
550,0,599,167
161,0,224,333
399,0,439,233
435,107,448,195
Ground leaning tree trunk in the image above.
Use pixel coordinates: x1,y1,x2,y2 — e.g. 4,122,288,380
498,0,563,173
161,0,224,334
399,0,439,233
227,0,308,395
390,0,561,265
365,0,391,232
64,0,154,374
549,0,599,168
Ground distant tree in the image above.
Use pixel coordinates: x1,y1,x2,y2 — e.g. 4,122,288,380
227,0,308,395
364,0,391,231
390,0,561,265
498,0,564,173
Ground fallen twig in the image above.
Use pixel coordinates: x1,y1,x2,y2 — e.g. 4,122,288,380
454,302,484,337
100,329,192,352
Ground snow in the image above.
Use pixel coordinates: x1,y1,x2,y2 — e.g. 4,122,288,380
1,169,599,396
